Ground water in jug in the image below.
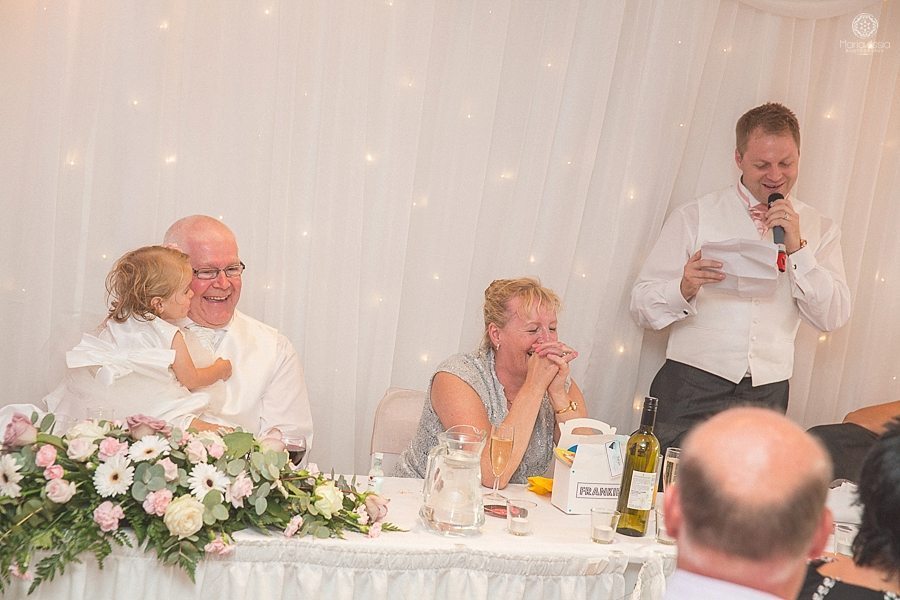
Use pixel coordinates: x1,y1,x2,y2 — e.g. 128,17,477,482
420,424,487,536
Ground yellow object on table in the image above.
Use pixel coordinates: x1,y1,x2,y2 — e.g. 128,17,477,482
527,476,553,495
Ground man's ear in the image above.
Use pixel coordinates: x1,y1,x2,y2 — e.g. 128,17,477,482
808,507,833,560
665,483,682,540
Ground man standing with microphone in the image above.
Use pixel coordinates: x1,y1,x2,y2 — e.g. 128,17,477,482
631,102,851,454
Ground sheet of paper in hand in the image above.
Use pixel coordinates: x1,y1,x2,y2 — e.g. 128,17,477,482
700,238,778,298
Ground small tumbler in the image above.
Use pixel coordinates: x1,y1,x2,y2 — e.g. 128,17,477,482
656,504,675,545
506,499,537,536
591,508,621,544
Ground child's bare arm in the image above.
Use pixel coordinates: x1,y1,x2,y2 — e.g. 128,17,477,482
171,331,232,390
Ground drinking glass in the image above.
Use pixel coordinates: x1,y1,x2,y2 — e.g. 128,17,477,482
284,436,308,469
484,423,514,503
662,447,681,492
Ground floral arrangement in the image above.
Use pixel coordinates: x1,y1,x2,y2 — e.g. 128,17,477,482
0,412,398,594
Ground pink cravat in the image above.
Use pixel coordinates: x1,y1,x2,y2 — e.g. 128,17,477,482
736,180,768,237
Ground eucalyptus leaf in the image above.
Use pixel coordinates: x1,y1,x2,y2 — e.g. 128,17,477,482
226,459,246,476
254,496,268,516
211,504,229,521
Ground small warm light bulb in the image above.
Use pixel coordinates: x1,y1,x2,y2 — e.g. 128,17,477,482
101,254,108,259
818,334,828,342
546,62,553,68
466,113,473,119
529,255,536,264
500,171,514,180
159,21,169,30
264,8,271,15
566,160,572,165
164,154,177,164
21,288,27,293
365,153,375,163
617,345,625,354
580,273,587,278
676,40,682,45
432,273,440,280
420,354,429,363
627,189,636,200
678,122,685,127
131,99,139,107
301,231,308,237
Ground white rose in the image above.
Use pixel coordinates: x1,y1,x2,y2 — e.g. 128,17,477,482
66,421,109,442
313,482,344,519
163,495,205,539
45,479,77,504
66,438,97,462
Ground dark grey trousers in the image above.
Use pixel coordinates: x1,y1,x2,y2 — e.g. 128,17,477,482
649,360,789,456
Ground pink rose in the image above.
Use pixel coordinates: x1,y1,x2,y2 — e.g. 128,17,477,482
66,438,97,462
43,464,64,480
258,428,286,453
98,437,129,461
142,488,173,516
93,501,125,532
35,444,58,467
158,457,179,482
185,439,207,463
126,415,171,441
3,413,38,448
225,471,253,508
208,442,225,459
9,563,32,581
365,494,390,524
45,478,77,504
355,504,369,525
204,536,234,556
367,522,383,538
283,515,304,538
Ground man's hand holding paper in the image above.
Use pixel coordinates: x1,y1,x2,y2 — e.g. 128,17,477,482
699,238,778,298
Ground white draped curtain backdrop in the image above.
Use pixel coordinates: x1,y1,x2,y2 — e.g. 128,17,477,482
1,0,897,474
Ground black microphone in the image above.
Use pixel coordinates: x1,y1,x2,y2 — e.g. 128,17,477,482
768,192,786,272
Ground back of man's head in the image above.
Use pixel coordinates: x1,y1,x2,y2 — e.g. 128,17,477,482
669,407,833,596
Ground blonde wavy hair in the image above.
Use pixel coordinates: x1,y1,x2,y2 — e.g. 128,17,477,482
106,245,191,323
481,277,561,349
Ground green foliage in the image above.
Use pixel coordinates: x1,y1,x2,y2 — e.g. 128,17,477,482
0,415,399,594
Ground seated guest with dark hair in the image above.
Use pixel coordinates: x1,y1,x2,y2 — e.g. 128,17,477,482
808,401,900,482
797,419,900,599
664,407,833,599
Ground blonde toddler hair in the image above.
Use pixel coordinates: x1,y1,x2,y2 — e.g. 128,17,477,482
106,245,191,323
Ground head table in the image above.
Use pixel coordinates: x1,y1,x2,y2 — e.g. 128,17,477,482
6,476,676,600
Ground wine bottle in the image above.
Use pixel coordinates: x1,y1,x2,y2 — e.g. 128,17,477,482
615,396,660,537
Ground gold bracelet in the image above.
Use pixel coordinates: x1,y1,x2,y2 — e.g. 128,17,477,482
555,400,578,415
788,239,807,256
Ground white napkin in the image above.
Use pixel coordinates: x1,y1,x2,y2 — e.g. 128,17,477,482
700,238,779,297
828,481,862,524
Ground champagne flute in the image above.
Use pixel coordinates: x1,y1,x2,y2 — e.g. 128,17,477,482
662,447,681,493
484,423,514,504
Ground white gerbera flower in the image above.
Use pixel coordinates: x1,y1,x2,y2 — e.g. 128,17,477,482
0,454,24,498
93,454,135,497
187,463,229,501
128,435,170,463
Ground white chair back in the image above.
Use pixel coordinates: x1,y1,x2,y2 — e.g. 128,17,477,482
370,387,426,473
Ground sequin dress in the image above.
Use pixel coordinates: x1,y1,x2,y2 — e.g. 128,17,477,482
799,559,900,599
394,347,555,483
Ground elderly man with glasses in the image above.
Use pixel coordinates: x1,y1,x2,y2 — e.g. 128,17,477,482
163,215,313,448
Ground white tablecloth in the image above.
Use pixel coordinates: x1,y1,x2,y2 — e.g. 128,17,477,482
7,477,676,600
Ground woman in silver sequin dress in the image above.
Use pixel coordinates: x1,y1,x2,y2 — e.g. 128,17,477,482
395,278,588,487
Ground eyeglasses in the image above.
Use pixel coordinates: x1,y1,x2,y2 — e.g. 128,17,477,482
192,262,246,280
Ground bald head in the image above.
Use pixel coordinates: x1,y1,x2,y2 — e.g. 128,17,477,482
163,215,242,328
685,407,831,505
677,407,832,560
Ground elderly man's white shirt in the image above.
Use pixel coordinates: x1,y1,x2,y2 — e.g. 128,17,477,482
184,310,314,448
631,183,850,385
664,569,782,599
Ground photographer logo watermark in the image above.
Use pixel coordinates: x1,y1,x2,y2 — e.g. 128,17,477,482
841,13,890,54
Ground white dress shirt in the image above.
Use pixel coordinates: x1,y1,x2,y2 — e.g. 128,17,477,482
631,183,850,385
664,569,782,600
182,310,314,448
